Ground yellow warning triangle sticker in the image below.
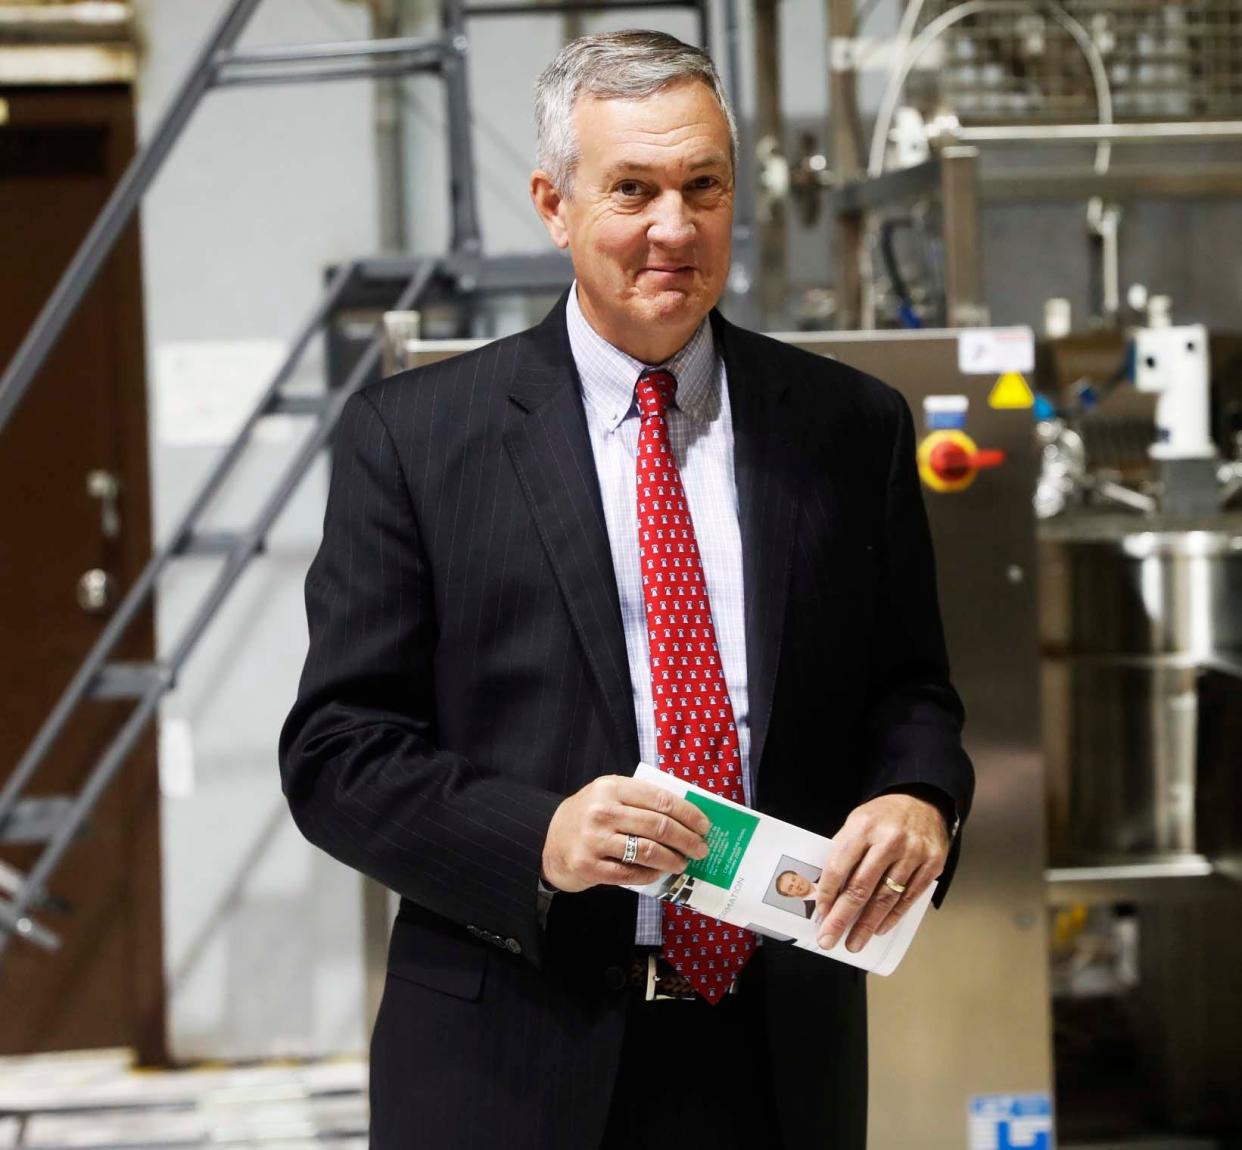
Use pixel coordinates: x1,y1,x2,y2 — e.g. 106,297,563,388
989,371,1034,409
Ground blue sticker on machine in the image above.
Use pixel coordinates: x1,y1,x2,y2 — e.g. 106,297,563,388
968,1093,1053,1150
923,394,969,431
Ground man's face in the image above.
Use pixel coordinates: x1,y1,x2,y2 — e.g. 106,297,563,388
776,871,815,899
531,78,734,362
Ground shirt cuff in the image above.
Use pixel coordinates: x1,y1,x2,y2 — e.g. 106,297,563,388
536,876,557,930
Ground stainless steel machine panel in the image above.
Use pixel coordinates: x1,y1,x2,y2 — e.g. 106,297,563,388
784,330,1052,1150
1040,515,1242,866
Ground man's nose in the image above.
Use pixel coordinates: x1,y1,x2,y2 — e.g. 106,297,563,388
646,191,695,246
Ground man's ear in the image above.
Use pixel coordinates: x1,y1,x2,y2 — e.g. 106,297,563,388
530,170,570,250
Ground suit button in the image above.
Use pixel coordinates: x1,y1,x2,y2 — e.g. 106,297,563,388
505,938,522,955
602,964,627,991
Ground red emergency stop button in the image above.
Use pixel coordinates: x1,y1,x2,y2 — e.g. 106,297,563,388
917,430,1005,492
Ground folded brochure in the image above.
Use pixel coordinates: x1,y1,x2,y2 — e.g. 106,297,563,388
623,762,936,976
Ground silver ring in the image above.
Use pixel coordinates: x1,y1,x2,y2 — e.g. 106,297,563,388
883,874,908,895
622,834,640,865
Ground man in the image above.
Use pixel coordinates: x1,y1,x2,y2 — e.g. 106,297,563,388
774,869,821,919
278,28,973,1150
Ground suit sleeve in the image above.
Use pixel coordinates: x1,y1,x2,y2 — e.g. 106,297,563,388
278,389,564,965
859,388,975,907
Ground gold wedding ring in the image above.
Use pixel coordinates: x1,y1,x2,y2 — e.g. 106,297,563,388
622,834,640,865
883,874,908,895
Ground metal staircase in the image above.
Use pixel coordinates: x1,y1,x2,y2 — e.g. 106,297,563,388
0,0,715,959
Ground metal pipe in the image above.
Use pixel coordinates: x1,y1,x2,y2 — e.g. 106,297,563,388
946,121,1242,146
213,57,445,87
463,0,693,12
0,0,264,438
371,0,409,255
216,32,447,65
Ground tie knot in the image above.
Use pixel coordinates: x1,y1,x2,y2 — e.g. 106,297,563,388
636,368,678,419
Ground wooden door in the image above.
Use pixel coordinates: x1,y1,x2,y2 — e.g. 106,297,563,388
0,85,165,1063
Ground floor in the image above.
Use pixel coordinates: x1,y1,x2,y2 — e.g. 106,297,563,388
0,1049,367,1149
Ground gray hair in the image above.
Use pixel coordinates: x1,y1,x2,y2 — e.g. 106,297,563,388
534,30,738,200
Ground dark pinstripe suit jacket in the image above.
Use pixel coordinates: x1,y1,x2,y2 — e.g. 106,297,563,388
278,288,974,1149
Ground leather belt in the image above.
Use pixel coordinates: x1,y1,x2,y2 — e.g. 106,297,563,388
626,952,739,1001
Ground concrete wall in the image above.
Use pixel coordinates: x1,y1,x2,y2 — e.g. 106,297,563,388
135,0,377,1061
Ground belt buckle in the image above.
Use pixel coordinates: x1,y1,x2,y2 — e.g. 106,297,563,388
645,953,737,1000
645,952,670,1001
645,952,691,1001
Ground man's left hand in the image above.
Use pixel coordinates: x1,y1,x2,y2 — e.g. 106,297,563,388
813,793,950,953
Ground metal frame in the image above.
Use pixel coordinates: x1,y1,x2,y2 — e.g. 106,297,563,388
825,118,1242,332
829,148,987,327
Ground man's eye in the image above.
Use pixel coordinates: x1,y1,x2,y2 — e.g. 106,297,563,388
616,181,644,197
691,176,720,189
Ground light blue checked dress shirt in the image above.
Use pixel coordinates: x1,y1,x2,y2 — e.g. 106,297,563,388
562,280,755,947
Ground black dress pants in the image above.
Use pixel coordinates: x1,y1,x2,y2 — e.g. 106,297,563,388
600,947,784,1149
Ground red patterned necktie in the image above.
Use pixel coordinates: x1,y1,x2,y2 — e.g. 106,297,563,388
634,366,756,1004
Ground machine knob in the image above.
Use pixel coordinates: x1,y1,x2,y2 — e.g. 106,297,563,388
928,439,1006,482
918,430,1006,493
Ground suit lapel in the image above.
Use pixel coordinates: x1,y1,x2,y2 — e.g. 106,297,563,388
503,292,642,770
503,292,801,786
710,308,801,782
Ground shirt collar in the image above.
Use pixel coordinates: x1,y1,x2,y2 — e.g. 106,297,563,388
565,279,718,432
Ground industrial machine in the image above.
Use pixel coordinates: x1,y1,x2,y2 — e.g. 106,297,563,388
1033,311,1242,1144
380,305,1242,1147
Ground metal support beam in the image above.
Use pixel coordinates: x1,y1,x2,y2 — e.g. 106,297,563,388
440,0,482,255
826,0,863,329
752,0,785,326
939,146,986,327
211,35,453,88
830,158,941,215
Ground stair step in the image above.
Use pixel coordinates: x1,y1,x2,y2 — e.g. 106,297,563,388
179,530,243,556
266,392,328,416
90,662,170,700
0,797,74,846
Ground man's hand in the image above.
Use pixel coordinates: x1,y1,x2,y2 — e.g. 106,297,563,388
541,776,711,893
813,793,949,953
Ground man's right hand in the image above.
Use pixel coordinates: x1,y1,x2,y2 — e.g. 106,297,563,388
540,775,712,893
